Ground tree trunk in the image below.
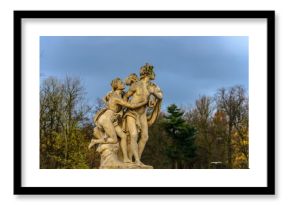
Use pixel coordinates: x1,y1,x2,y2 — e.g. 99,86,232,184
227,124,232,168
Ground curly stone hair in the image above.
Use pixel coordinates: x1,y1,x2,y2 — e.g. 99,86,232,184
139,63,154,79
110,77,122,91
125,73,139,85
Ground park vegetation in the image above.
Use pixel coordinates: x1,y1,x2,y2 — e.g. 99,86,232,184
40,76,248,169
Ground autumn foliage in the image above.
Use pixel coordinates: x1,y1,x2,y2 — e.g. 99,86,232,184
40,77,248,169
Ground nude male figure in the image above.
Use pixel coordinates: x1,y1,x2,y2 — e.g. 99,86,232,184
123,64,163,165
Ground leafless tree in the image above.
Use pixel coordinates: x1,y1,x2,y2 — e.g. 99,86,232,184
215,85,248,168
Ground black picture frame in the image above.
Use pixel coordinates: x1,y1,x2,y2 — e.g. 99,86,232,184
14,10,275,195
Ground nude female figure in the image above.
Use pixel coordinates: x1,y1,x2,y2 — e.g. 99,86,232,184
89,78,148,163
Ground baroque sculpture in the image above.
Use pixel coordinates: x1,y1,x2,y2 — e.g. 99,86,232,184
88,63,163,169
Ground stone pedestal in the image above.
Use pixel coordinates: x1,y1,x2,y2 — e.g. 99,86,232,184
97,143,153,169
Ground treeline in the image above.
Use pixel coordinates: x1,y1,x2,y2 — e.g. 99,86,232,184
40,77,248,169
40,77,96,168
143,86,248,169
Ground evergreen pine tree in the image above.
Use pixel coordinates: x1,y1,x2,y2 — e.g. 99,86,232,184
163,104,197,168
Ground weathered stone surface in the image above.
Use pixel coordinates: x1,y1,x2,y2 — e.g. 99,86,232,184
97,144,153,169
89,63,162,169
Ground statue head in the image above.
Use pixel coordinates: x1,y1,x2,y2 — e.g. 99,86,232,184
140,63,155,80
111,77,125,91
125,73,139,85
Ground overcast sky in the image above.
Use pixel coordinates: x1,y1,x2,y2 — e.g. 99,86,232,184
40,36,248,109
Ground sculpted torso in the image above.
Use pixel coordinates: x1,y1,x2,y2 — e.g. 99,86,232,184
106,93,124,113
125,81,150,114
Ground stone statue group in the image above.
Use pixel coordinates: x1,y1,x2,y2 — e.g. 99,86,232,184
88,63,163,169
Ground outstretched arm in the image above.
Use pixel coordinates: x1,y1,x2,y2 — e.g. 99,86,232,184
115,98,148,109
123,84,136,101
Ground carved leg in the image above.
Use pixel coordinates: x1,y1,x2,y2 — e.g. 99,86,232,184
127,134,133,161
127,116,142,164
138,113,149,159
88,138,110,149
115,126,131,163
100,118,118,144
89,127,106,149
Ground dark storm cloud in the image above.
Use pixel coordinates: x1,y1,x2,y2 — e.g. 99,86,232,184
40,36,248,109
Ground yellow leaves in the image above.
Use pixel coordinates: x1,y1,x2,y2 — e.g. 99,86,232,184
241,139,248,146
232,127,248,168
213,110,227,124
233,152,248,168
